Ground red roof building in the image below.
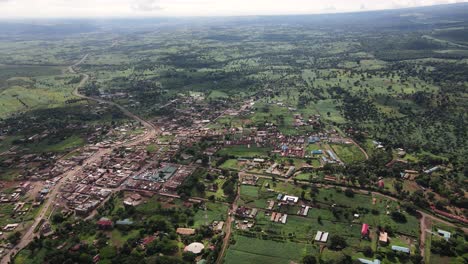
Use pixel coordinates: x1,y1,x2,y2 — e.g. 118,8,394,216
97,218,113,229
142,236,156,246
361,223,369,237
377,180,385,189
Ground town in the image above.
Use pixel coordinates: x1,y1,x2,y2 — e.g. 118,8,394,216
1,4,468,264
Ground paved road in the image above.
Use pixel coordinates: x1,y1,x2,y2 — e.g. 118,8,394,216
1,55,158,264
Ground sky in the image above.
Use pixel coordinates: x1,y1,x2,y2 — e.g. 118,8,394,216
0,0,467,18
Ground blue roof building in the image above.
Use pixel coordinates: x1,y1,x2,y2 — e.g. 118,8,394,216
308,136,320,143
312,150,323,155
277,193,283,200
116,219,134,225
391,245,410,254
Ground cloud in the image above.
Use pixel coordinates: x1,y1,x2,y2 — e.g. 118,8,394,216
322,5,337,11
131,0,163,12
0,0,468,18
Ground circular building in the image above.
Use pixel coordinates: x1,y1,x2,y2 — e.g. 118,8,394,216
184,242,205,254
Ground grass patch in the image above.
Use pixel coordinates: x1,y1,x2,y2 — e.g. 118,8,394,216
217,145,271,158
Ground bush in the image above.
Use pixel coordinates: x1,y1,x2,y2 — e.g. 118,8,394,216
302,255,317,264
344,188,354,198
390,211,407,223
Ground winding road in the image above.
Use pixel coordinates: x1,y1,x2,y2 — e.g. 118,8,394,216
1,55,158,264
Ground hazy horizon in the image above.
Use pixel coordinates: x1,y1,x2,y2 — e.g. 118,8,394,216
1,0,468,19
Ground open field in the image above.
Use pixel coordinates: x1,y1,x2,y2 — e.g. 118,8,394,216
224,235,318,264
330,144,366,164
217,146,272,158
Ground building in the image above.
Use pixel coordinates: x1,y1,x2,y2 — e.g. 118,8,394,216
379,232,388,245
116,219,134,226
285,166,295,177
314,231,329,243
391,245,410,254
97,217,113,229
437,229,451,241
185,242,205,254
358,258,381,264
177,228,196,236
282,195,299,204
361,224,369,238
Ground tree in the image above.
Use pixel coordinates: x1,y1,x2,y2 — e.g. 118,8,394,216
329,235,347,250
390,211,407,223
363,245,373,257
8,231,22,245
182,252,196,262
302,255,317,264
344,188,354,198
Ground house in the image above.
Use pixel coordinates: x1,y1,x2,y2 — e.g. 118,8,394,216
142,236,156,246
3,224,19,231
361,224,369,238
176,228,196,236
285,166,295,177
437,229,451,241
391,245,410,254
97,217,113,229
213,221,224,233
314,231,329,243
379,232,388,245
116,219,134,226
424,166,439,174
282,195,299,204
358,258,381,264
311,150,323,155
235,206,257,219
280,214,288,224
375,179,384,189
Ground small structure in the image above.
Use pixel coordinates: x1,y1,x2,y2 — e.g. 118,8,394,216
142,236,156,246
285,166,295,177
377,180,385,189
424,166,439,174
437,229,451,241
282,195,299,204
116,219,134,226
379,232,388,245
361,224,369,238
3,224,19,231
177,228,196,236
185,242,205,254
213,221,224,233
358,258,381,264
314,231,329,243
391,245,410,254
97,217,113,229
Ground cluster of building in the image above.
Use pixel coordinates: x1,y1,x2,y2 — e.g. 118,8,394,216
124,163,196,196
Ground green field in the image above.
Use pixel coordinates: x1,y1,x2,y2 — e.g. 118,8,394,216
193,202,228,228
224,235,319,264
217,145,272,158
330,143,367,164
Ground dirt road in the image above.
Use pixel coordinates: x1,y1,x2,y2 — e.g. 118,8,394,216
216,183,241,264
